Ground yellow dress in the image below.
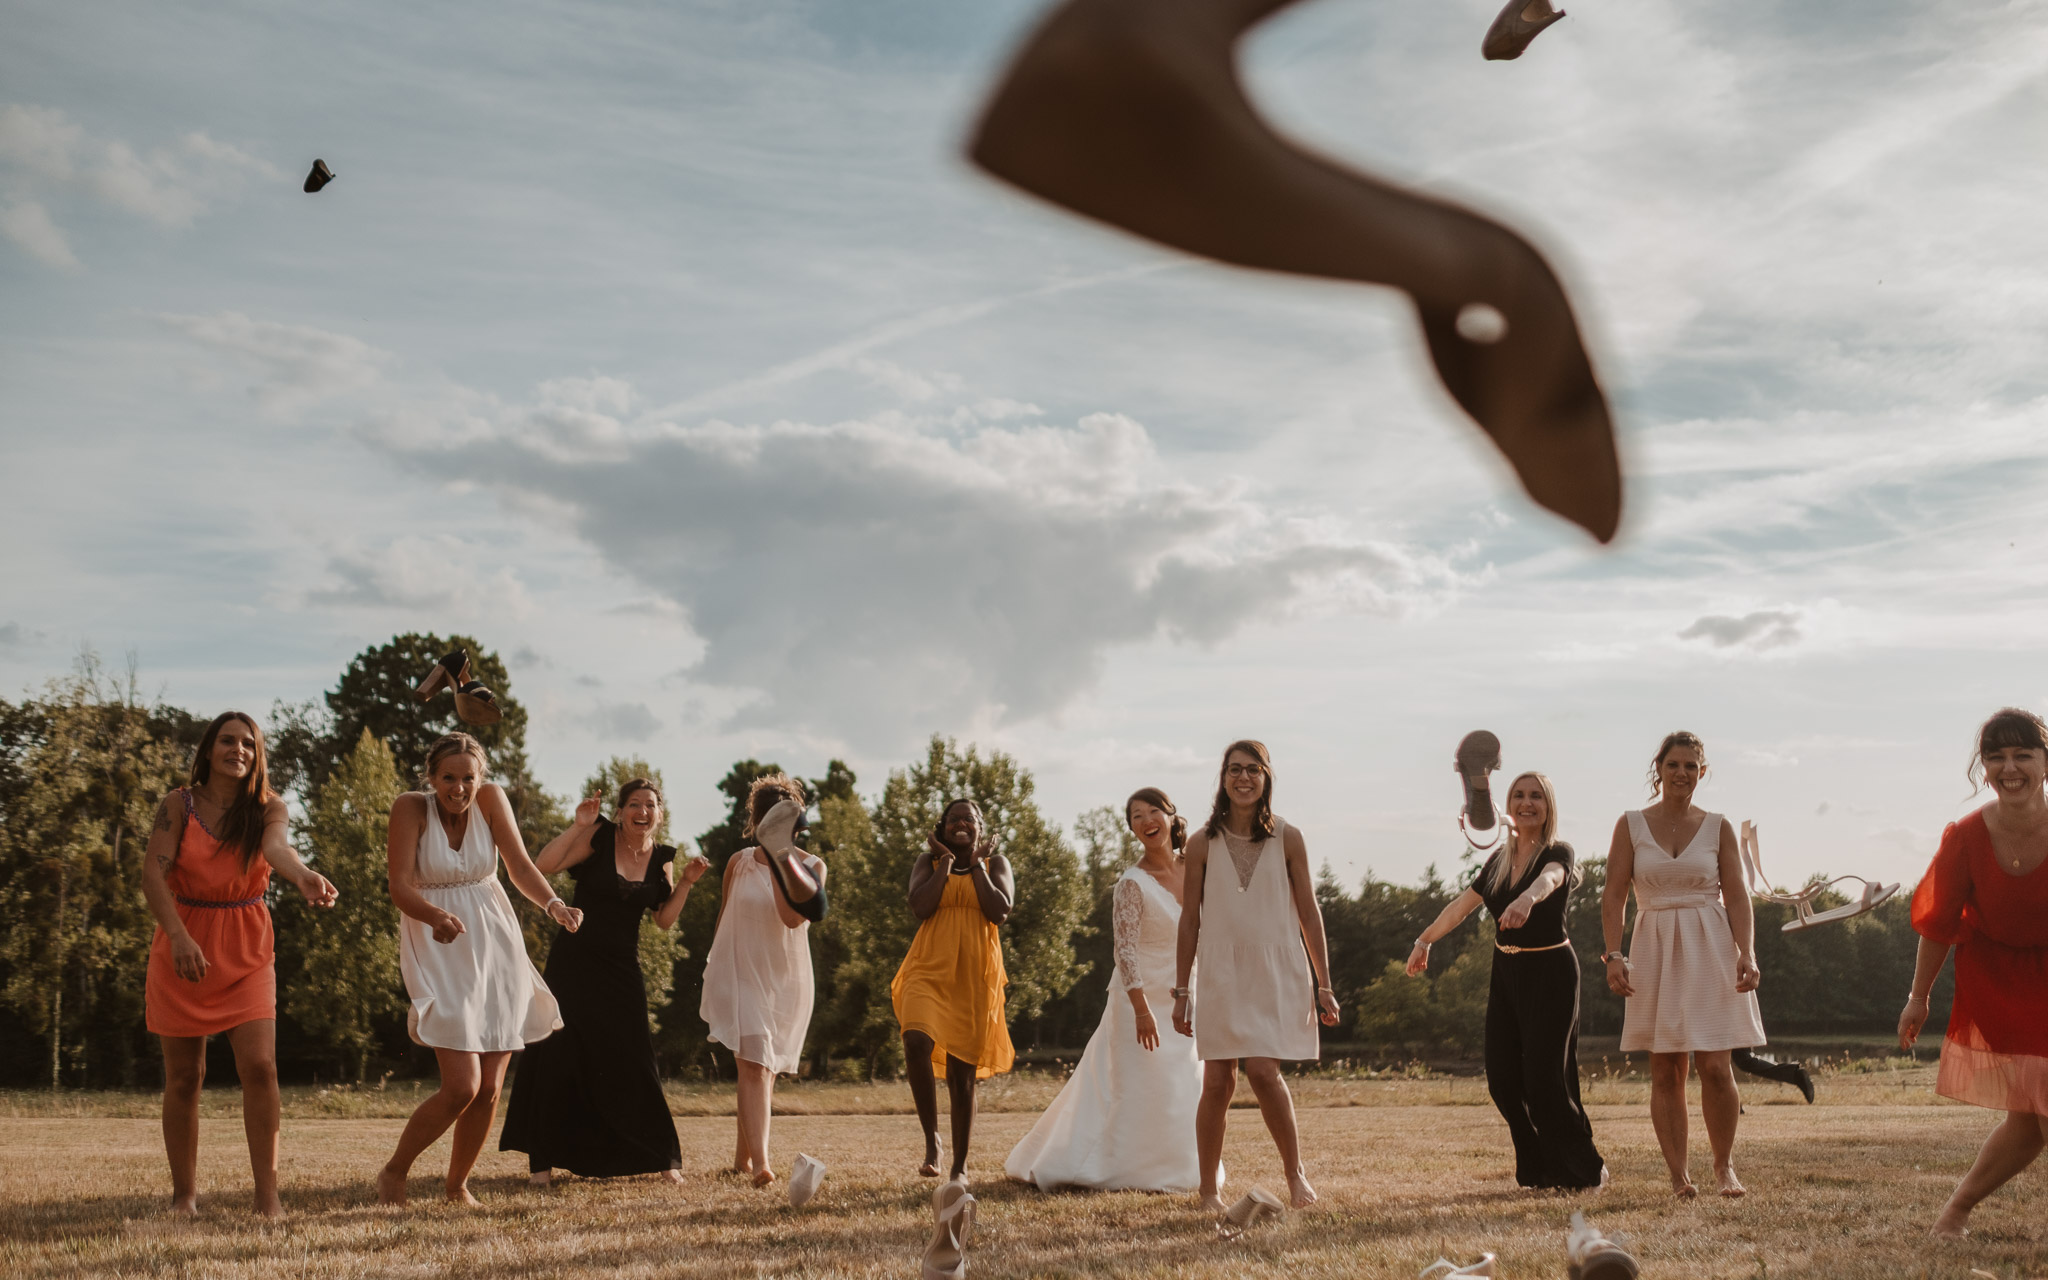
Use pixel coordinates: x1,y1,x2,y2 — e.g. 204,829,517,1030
892,870,1014,1078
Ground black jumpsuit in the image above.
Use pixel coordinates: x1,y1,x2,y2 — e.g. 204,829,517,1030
1477,841,1605,1189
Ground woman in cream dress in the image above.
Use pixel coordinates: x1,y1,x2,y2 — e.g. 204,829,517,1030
1172,741,1340,1211
377,733,574,1206
1601,730,1765,1199
1006,788,1211,1192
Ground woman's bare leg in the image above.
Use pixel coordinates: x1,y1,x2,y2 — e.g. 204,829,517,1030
1933,1112,2048,1237
159,1035,207,1216
224,1021,283,1217
378,1049,484,1205
1196,1059,1235,1211
902,1031,941,1175
1695,1049,1744,1196
945,1055,978,1181
1243,1056,1315,1206
737,1059,776,1186
1648,1051,1696,1197
443,1051,511,1203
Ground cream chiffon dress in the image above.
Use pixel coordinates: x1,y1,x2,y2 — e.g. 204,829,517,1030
1619,809,1766,1054
700,849,819,1075
398,799,561,1052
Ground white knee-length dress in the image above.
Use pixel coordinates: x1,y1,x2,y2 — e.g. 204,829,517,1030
1619,809,1766,1054
398,799,561,1052
1193,820,1318,1062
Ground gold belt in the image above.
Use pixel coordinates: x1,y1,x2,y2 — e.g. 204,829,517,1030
1495,940,1572,955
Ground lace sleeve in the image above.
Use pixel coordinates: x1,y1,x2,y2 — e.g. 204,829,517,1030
1112,876,1145,991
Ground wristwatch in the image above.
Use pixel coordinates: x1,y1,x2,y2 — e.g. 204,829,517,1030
1600,950,1628,964
1170,986,1191,999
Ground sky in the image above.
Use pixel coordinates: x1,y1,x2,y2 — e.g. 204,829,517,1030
4,0,2047,895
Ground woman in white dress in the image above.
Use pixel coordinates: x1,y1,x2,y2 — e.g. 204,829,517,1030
1006,788,1212,1192
1172,741,1341,1211
700,773,825,1189
376,733,575,1206
1600,730,1765,1199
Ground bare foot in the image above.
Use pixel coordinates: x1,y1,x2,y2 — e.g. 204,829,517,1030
662,1169,684,1186
445,1184,481,1207
918,1147,942,1178
254,1194,285,1220
1287,1175,1318,1209
1716,1167,1746,1199
752,1168,776,1190
168,1195,198,1218
1197,1191,1226,1213
376,1166,407,1207
1930,1208,1971,1238
1671,1177,1699,1200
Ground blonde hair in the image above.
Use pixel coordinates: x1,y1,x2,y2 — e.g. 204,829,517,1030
1483,771,1559,896
421,732,490,788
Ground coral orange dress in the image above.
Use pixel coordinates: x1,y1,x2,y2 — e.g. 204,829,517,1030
145,789,275,1037
1912,810,2048,1116
892,868,1013,1079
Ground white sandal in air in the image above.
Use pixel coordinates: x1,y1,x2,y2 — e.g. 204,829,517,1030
1739,821,1899,932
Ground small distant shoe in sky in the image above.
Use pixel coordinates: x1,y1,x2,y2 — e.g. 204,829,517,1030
969,0,1622,542
1483,0,1567,61
303,159,336,193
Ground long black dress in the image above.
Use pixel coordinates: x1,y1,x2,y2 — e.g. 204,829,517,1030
500,822,682,1176
1477,840,1605,1189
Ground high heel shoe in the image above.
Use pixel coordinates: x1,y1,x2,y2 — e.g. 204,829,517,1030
1217,1186,1285,1239
453,680,502,726
1456,731,1504,849
1567,1211,1640,1280
922,1178,976,1280
1482,0,1567,62
415,649,469,701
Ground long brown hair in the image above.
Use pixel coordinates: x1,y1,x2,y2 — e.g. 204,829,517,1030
1203,739,1276,841
1125,787,1187,852
188,711,274,869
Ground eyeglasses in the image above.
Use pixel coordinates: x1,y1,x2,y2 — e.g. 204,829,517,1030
1225,763,1265,779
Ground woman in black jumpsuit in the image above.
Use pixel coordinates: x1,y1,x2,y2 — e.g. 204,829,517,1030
1408,770,1605,1189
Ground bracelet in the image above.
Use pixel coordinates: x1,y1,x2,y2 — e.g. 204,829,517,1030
1170,986,1191,999
1317,986,1334,995
1905,992,1929,1004
544,896,566,914
1600,951,1628,964
1413,937,1432,950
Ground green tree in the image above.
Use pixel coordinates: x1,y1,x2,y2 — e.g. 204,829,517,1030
279,732,404,1080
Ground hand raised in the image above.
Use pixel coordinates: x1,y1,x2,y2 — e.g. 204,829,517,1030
298,871,339,909
680,854,710,885
926,832,957,870
574,792,604,828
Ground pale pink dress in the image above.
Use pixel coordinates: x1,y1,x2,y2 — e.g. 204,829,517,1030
699,849,819,1075
1620,809,1765,1054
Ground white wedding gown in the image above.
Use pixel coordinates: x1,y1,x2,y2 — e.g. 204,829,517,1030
1005,865,1216,1192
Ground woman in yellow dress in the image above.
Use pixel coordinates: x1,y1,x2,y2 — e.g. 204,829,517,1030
892,798,1014,1180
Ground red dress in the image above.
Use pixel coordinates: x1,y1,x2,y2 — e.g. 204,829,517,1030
1911,810,2048,1116
144,789,275,1037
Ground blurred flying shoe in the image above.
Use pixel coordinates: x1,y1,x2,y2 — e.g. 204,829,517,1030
787,1153,825,1207
453,679,502,727
1483,0,1567,61
303,159,336,192
1567,1211,1640,1280
923,1178,976,1280
1217,1186,1285,1239
415,649,468,701
1456,731,1504,849
1731,1048,1815,1103
1421,1254,1497,1277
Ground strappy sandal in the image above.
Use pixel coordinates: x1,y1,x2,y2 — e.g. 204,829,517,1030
1456,731,1504,851
1483,0,1567,61
1421,1254,1496,1277
1567,1210,1640,1280
414,649,468,701
1217,1186,1285,1239
1739,821,1899,932
923,1179,976,1280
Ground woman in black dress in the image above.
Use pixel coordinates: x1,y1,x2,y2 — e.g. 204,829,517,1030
501,779,708,1185
1406,770,1606,1189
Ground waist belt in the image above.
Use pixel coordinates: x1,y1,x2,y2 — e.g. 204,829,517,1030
1495,939,1572,955
176,894,263,909
417,873,493,890
1641,896,1724,911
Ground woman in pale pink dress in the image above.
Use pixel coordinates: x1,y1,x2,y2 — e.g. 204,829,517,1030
700,773,825,1188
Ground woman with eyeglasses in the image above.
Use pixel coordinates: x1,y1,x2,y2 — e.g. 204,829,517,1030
1172,740,1339,1211
700,772,826,1189
499,778,709,1187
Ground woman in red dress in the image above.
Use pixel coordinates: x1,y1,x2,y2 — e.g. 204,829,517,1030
1899,707,2048,1237
141,711,337,1217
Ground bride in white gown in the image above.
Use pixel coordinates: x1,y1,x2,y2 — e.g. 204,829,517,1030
1006,788,1217,1192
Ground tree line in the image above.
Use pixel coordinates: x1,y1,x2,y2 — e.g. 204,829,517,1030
0,637,1947,1088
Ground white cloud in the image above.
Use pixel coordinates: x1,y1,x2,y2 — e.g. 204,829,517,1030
575,701,663,742
1678,609,1803,652
307,535,534,618
157,311,390,415
0,200,75,267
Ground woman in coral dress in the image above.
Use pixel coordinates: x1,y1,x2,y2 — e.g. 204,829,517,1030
1006,787,1210,1192
141,711,337,1217
1901,707,2048,1237
376,733,575,1206
893,797,1014,1181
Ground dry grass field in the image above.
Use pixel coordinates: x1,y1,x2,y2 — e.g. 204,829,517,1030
1,1064,2041,1279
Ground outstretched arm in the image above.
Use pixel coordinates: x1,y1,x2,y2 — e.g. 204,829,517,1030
534,793,603,875
257,798,336,907
1406,888,1483,975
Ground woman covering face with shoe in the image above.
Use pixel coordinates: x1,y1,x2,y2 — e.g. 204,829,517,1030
893,797,1015,1182
699,772,827,1189
1601,731,1765,1200
1899,708,2048,1238
1408,768,1606,1190
500,778,709,1186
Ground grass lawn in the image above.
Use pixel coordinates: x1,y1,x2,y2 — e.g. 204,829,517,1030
0,1065,2040,1278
